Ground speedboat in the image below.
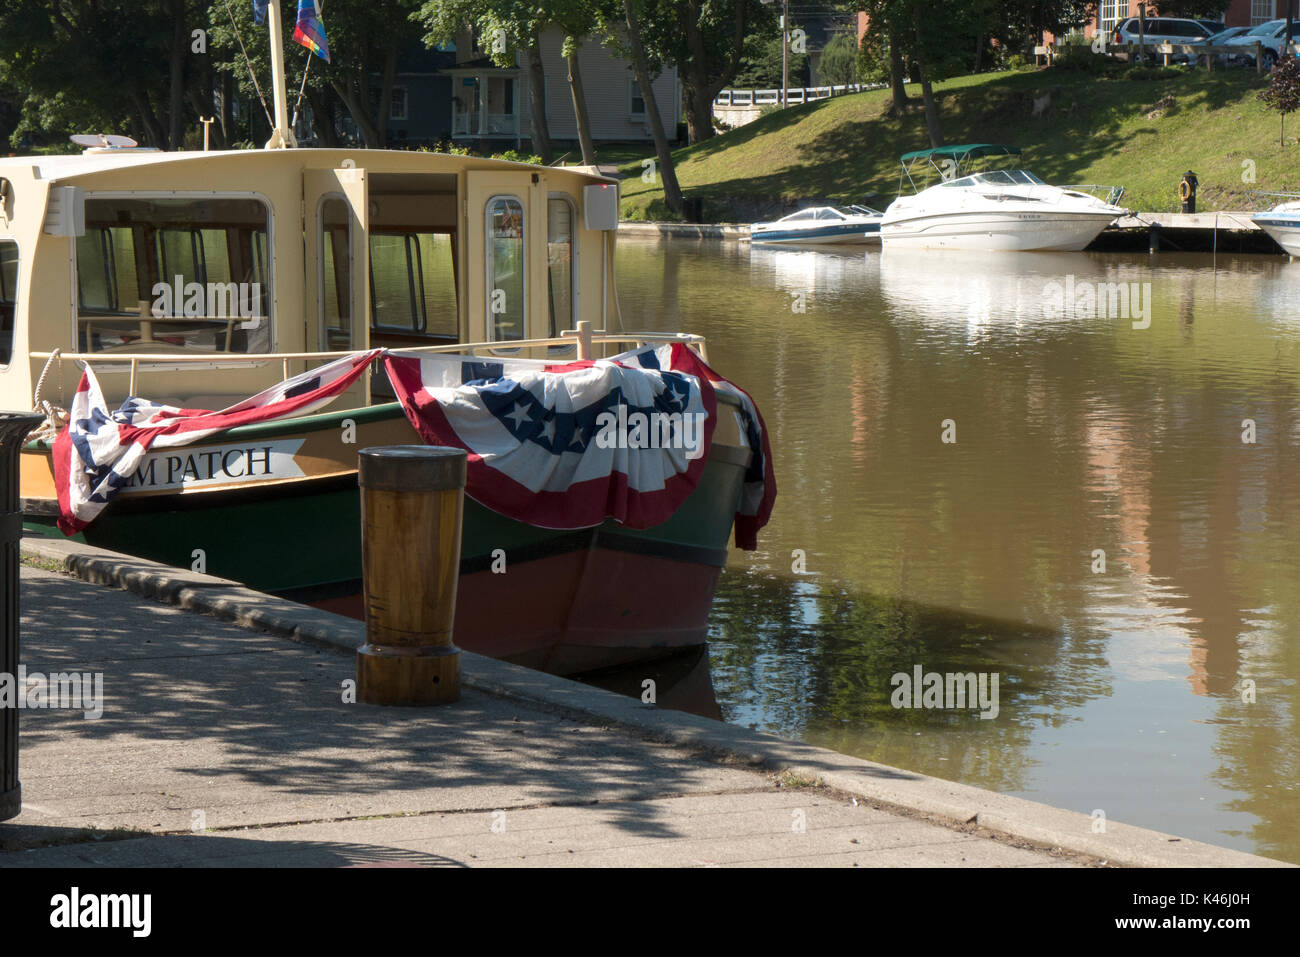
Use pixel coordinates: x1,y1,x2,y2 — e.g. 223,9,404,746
1252,197,1300,256
880,144,1129,251
750,205,883,245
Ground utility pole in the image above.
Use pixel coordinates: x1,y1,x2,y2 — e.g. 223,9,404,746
782,0,789,109
1288,0,1295,60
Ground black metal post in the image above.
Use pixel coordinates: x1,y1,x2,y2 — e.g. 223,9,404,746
1,412,43,822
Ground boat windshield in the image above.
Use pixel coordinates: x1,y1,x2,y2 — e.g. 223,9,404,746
940,170,1047,188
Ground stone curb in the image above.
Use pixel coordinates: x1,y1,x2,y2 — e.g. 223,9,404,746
20,535,1291,868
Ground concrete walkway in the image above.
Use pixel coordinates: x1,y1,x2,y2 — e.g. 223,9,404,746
4,538,1288,868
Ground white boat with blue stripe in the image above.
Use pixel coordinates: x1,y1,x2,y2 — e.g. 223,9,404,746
749,205,884,245
1252,195,1300,256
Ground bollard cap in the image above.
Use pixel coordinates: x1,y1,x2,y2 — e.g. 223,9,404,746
0,412,46,446
358,445,467,492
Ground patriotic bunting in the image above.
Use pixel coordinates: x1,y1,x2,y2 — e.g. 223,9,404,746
51,345,775,549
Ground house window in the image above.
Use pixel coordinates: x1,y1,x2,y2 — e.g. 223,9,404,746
629,79,647,118
1251,1,1275,25
390,87,408,122
0,239,17,365
75,196,271,354
1099,0,1126,35
486,196,525,342
547,197,575,338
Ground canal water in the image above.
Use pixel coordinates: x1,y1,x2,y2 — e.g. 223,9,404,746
614,236,1300,864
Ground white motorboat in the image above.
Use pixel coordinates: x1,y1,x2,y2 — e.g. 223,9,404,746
750,205,883,245
880,144,1129,251
1252,197,1300,256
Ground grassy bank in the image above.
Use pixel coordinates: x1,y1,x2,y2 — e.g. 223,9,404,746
617,65,1300,220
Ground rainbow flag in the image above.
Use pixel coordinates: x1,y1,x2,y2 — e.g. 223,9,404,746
292,0,330,62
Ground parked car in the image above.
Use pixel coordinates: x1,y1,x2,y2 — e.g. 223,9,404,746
1110,16,1214,60
1223,19,1300,69
1197,20,1226,34
1187,26,1251,66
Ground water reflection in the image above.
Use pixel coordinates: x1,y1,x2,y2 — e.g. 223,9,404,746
613,237,1300,862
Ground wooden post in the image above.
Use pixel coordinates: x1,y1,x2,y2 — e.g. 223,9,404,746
200,116,215,151
356,446,467,705
576,319,593,360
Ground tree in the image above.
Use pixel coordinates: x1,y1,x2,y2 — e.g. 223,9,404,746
630,0,769,144
418,0,598,164
210,0,422,149
0,0,207,150
598,0,684,214
1259,53,1300,147
418,0,555,162
816,30,859,87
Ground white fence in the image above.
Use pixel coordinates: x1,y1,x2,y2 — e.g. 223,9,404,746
714,83,885,108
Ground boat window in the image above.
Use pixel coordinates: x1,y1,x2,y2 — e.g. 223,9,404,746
815,209,843,220
547,196,575,338
782,210,817,221
369,232,458,339
486,196,525,342
0,239,16,365
75,196,271,354
940,175,977,188
319,197,352,350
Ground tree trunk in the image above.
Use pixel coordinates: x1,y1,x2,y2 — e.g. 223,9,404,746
888,31,909,113
912,6,944,147
307,88,341,147
332,78,383,148
526,41,553,163
376,44,398,145
131,91,168,148
678,0,748,144
168,1,186,149
220,72,235,146
566,50,598,165
625,0,683,215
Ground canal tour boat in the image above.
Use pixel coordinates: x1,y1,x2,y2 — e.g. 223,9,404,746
0,17,773,678
749,205,884,245
880,144,1130,251
1252,195,1300,256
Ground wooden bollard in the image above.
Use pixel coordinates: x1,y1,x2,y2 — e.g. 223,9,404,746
356,446,467,705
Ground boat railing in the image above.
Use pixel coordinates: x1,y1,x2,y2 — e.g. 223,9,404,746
1244,190,1300,212
1061,184,1126,207
30,328,709,396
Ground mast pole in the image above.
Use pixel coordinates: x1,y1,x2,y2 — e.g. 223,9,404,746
265,0,297,148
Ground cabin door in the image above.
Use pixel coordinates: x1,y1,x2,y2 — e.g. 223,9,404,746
465,171,546,346
305,167,370,355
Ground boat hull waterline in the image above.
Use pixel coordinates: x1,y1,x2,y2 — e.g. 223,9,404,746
881,210,1122,251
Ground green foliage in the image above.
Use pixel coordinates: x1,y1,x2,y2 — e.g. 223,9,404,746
858,31,890,85
816,31,860,88
1053,40,1113,74
733,29,809,89
491,149,545,164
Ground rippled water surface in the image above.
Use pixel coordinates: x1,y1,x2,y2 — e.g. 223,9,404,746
615,237,1300,863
